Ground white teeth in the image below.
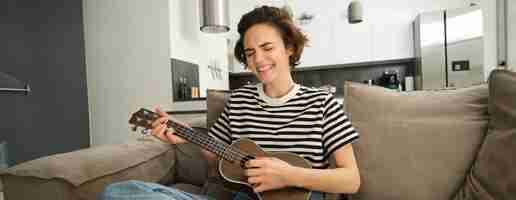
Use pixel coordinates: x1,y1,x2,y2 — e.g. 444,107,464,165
258,65,272,72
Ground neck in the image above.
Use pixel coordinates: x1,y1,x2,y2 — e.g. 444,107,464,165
263,76,295,98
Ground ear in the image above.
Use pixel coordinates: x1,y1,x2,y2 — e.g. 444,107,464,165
286,45,294,57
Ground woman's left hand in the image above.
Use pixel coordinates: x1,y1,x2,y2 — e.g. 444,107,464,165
244,157,296,192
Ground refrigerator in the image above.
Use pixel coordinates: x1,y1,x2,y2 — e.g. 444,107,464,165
413,6,484,90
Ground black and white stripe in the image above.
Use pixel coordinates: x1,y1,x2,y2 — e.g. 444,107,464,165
209,84,359,169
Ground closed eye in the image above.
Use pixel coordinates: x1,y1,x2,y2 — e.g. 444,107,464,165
245,51,255,58
262,43,273,51
244,42,273,58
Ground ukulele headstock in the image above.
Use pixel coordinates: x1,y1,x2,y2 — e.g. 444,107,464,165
129,108,159,134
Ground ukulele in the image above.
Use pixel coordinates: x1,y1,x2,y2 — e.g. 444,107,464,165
129,108,312,200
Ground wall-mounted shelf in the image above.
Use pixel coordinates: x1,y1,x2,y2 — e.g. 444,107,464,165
171,58,200,102
0,86,31,95
0,72,31,95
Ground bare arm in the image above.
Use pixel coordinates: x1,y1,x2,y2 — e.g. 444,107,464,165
289,144,360,193
246,144,361,194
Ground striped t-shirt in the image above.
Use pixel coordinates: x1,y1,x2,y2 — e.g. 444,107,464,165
208,83,359,169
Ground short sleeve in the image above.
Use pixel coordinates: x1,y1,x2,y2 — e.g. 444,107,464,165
208,101,232,145
321,94,359,158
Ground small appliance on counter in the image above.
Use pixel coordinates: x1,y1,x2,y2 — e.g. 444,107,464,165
405,76,414,91
378,70,402,90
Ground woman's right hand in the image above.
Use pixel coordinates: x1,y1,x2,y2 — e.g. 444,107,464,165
150,107,187,144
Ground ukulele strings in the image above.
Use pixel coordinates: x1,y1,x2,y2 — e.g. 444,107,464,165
174,124,248,160
173,124,250,162
169,121,251,163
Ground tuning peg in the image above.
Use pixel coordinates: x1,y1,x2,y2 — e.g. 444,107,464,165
141,129,151,135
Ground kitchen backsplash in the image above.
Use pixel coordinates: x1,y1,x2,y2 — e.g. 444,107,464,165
229,58,416,98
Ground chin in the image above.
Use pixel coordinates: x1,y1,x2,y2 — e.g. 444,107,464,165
253,74,272,85
258,77,274,85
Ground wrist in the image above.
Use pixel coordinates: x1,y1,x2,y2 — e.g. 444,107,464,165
286,166,305,188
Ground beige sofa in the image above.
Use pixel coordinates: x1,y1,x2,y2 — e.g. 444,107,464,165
1,69,515,200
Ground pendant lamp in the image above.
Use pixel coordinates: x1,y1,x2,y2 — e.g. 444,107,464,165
348,0,363,24
199,0,230,33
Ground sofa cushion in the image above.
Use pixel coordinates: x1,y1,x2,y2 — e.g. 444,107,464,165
454,69,516,200
345,82,488,200
0,140,174,186
0,140,176,200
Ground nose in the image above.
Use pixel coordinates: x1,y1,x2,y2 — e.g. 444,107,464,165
251,49,265,66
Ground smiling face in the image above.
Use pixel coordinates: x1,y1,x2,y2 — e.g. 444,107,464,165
243,23,293,85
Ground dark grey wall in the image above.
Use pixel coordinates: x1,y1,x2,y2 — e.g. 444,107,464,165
0,0,90,165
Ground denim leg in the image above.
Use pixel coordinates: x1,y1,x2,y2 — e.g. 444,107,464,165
309,191,325,200
101,180,213,200
231,191,325,200
232,191,255,200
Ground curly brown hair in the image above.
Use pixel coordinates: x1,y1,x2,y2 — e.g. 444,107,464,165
234,6,308,69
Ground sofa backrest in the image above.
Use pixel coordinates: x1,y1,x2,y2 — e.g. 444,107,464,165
206,89,231,129
488,69,516,130
345,81,489,200
454,69,516,200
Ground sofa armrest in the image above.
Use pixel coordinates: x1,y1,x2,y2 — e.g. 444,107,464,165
0,139,176,200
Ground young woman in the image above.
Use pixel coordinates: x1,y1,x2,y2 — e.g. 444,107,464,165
102,6,360,200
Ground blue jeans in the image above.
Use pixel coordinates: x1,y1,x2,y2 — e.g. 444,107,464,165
101,180,325,200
